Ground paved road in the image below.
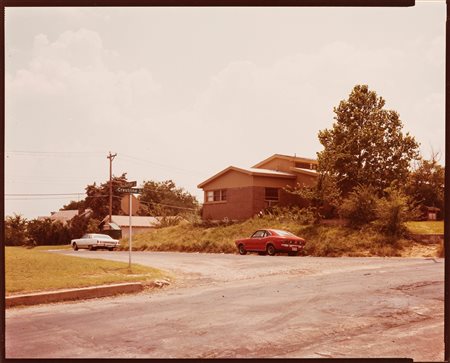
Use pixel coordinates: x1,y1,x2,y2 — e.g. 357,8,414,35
6,251,445,360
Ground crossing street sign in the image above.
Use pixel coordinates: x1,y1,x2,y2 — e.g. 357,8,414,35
117,187,143,194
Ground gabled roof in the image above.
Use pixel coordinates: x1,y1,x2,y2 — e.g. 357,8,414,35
197,166,295,188
252,154,317,168
101,215,161,228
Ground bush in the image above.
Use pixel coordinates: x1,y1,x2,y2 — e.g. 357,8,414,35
5,214,29,246
27,218,71,246
373,187,413,237
265,206,316,225
339,185,379,227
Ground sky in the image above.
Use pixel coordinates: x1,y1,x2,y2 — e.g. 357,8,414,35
5,3,446,220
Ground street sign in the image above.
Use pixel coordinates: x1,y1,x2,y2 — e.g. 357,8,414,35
118,187,143,194
125,181,137,187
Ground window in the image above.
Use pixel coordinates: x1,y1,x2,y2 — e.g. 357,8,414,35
251,230,266,238
265,188,279,201
206,189,227,202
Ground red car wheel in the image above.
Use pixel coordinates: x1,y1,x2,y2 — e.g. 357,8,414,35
266,244,276,256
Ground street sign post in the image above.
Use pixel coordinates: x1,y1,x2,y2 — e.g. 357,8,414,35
117,186,143,268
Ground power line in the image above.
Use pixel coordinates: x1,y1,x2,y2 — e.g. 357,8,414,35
6,150,105,155
6,193,84,196
120,154,204,175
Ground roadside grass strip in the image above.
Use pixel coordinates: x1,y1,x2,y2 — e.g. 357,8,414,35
6,247,170,295
405,221,444,235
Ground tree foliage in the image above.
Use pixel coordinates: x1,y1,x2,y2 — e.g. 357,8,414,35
84,173,130,220
5,214,29,246
61,200,85,212
405,153,445,216
138,180,199,216
27,218,71,246
338,184,378,227
318,85,420,196
374,187,416,237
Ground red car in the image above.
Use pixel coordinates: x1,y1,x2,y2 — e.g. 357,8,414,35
235,229,306,256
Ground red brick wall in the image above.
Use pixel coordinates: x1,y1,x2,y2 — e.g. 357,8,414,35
202,186,312,221
202,186,263,220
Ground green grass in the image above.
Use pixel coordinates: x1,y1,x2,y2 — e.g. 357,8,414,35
33,245,71,250
119,216,410,257
6,247,170,295
406,221,444,234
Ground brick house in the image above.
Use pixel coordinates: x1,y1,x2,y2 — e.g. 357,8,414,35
198,154,318,221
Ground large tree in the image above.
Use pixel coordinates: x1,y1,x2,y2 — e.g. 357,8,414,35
138,180,199,216
318,85,420,196
84,173,130,220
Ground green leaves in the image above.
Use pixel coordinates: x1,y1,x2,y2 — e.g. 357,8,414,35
317,84,420,196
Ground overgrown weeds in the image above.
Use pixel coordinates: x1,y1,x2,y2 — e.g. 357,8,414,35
121,214,414,257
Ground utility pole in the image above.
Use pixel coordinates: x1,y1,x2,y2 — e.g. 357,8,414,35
107,152,117,224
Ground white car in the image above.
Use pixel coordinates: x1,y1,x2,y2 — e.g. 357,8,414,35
71,233,120,251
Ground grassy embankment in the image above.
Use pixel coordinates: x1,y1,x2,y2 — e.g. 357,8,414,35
119,217,444,257
405,221,444,234
406,221,444,258
5,247,171,295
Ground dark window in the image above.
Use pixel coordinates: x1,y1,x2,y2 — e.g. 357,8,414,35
265,188,279,201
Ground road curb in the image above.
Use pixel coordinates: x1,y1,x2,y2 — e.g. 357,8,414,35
6,282,144,308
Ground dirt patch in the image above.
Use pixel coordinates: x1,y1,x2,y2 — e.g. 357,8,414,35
400,242,439,258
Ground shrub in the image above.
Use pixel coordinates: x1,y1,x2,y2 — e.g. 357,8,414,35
265,206,316,225
5,214,30,246
373,187,413,237
339,185,379,227
27,218,71,246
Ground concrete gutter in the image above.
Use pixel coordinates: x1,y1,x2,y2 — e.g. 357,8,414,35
6,282,144,308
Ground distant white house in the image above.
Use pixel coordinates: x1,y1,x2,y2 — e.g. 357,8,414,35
100,215,167,238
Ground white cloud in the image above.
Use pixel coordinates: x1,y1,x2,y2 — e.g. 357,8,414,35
6,28,161,151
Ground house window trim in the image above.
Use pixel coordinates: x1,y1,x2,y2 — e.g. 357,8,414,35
205,189,227,204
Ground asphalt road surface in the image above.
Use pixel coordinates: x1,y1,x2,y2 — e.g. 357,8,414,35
6,251,445,360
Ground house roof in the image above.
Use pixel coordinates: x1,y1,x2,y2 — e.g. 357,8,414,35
50,210,79,224
197,166,296,188
106,215,161,228
252,154,318,168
